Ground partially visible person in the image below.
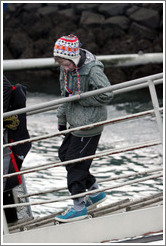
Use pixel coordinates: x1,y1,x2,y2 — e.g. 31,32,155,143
53,34,113,222
3,75,31,223
3,75,31,169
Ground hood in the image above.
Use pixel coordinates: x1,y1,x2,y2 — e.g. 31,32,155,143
77,49,104,75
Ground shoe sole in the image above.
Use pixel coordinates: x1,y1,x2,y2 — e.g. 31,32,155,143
54,214,88,223
87,196,107,211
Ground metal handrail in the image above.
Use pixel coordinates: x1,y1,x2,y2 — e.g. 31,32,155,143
3,172,162,209
3,53,163,71
3,107,163,149
19,167,163,198
3,73,163,118
27,78,162,116
3,139,161,179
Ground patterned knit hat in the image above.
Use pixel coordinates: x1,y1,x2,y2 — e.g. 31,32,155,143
53,34,81,66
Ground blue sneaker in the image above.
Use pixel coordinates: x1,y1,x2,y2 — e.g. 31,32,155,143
85,191,106,210
54,207,88,222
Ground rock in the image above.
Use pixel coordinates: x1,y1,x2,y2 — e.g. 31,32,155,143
76,27,96,42
102,25,125,39
73,3,100,14
126,5,140,16
136,39,153,53
131,64,162,80
105,67,127,84
37,6,59,16
75,27,99,53
33,39,53,57
58,8,75,19
19,12,40,28
26,16,52,40
130,7,160,29
129,22,158,41
8,32,33,58
6,3,23,13
104,16,130,30
3,2,163,93
142,3,163,13
22,3,42,12
50,15,78,40
57,3,72,9
101,35,133,55
80,11,105,26
98,3,130,17
152,33,163,52
3,44,13,59
159,18,163,30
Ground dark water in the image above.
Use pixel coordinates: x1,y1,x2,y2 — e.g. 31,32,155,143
23,92,163,217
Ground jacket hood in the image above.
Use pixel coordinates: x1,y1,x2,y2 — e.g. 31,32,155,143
81,48,95,64
78,48,104,75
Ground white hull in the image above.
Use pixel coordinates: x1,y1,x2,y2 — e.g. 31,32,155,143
3,205,163,244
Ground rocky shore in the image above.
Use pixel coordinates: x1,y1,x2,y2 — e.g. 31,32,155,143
3,3,163,95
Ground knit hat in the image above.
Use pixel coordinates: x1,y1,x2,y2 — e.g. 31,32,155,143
53,34,81,66
54,34,82,95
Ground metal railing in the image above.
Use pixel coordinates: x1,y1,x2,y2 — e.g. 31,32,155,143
3,172,162,209
3,108,163,149
3,73,163,118
3,72,163,234
3,53,163,71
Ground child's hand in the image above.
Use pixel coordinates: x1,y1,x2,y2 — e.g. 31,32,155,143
58,125,67,131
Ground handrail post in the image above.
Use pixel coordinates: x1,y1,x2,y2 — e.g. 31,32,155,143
148,80,163,144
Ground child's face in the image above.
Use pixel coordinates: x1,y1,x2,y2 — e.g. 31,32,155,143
58,59,75,71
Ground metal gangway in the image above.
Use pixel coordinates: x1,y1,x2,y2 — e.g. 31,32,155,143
3,72,163,235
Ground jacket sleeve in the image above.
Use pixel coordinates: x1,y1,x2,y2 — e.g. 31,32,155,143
78,66,113,107
3,76,13,112
7,83,31,157
57,69,67,126
57,104,67,125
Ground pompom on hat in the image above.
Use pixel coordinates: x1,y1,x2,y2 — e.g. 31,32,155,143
53,34,81,66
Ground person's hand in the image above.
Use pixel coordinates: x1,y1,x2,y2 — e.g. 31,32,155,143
3,115,20,130
58,125,67,131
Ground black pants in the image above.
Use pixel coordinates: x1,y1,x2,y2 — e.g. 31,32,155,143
3,190,18,223
58,133,101,196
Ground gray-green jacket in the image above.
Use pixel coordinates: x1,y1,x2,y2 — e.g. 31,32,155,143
57,49,113,137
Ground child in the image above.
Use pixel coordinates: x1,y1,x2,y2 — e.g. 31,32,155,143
53,34,113,222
